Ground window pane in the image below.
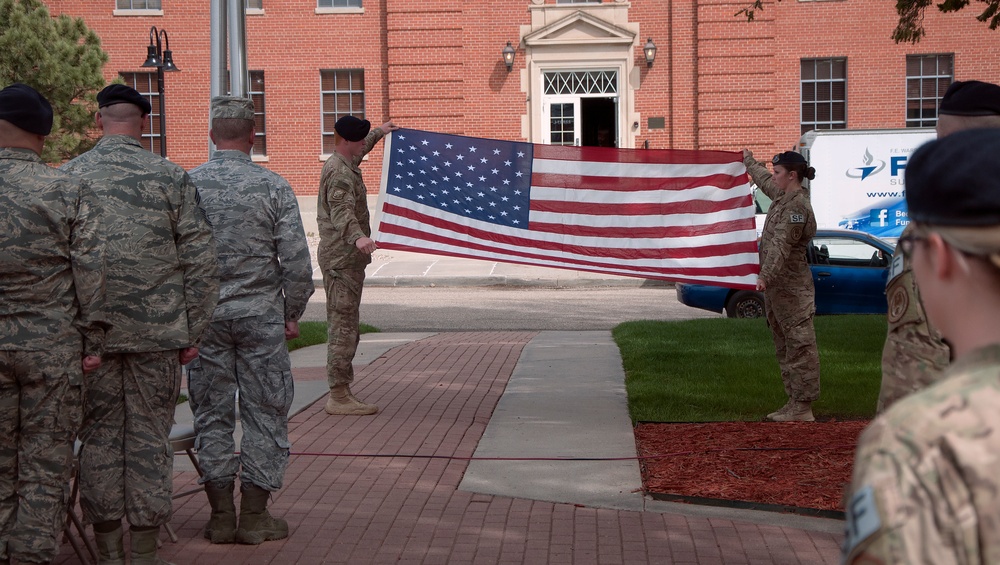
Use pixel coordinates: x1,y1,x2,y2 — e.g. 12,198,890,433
905,54,953,128
117,0,161,8
119,71,159,153
246,0,263,8
320,69,365,152
318,0,362,7
800,58,847,132
248,71,266,156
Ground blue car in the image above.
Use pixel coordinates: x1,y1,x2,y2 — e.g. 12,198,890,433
676,229,895,318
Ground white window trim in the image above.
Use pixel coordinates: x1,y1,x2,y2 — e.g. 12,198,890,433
315,7,364,14
251,154,269,162
113,8,164,16
246,7,264,15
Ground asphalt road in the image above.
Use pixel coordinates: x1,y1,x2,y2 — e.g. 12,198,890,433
301,285,719,331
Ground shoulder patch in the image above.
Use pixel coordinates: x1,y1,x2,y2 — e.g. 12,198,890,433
331,189,347,200
843,485,883,559
790,213,805,224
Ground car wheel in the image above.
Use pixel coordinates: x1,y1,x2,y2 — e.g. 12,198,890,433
726,290,765,319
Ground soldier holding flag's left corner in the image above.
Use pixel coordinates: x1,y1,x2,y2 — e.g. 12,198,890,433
0,82,110,565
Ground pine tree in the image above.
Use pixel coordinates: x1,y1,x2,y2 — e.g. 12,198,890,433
0,0,108,162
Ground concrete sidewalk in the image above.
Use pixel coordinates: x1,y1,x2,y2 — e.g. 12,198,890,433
57,331,844,564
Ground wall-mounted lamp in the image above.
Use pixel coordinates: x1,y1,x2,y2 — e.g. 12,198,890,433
502,41,516,72
643,38,657,68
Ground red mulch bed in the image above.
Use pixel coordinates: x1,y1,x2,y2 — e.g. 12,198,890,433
634,420,870,514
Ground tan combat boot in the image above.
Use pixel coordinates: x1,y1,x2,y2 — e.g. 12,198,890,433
765,398,793,421
324,384,377,415
204,480,237,543
236,484,288,545
129,526,174,565
770,400,815,422
92,521,126,565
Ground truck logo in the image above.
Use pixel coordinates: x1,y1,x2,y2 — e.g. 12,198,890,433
846,148,886,181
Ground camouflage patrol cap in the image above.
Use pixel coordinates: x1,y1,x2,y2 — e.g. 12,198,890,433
0,83,53,135
906,128,1000,226
939,81,1000,117
211,96,254,120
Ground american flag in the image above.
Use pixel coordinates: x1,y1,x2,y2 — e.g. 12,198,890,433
374,129,759,289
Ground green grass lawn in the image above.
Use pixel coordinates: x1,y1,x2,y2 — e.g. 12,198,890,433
286,321,379,352
612,315,886,423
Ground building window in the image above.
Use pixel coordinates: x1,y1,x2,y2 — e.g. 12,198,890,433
119,72,161,154
248,71,267,155
247,0,263,8
906,54,953,128
801,58,847,135
320,69,364,154
117,0,161,8
318,0,361,7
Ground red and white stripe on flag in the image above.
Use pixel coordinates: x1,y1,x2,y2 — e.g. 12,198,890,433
374,129,759,289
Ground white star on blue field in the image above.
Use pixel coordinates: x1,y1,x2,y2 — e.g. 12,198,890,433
386,129,535,228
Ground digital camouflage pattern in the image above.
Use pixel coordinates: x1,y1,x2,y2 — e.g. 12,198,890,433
878,223,951,412
187,148,312,491
318,127,385,388
323,267,366,388
187,317,293,490
746,154,820,401
317,126,385,271
61,134,219,353
0,148,107,355
189,150,313,324
62,134,218,527
844,344,1000,564
0,148,106,563
77,350,181,527
0,349,83,563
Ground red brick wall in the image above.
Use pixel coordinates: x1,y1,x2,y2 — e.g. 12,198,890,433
42,0,999,196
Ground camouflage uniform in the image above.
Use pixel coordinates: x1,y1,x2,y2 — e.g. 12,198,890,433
844,344,1000,564
745,155,820,403
318,126,385,391
0,148,107,563
62,134,219,528
877,223,951,412
188,149,313,491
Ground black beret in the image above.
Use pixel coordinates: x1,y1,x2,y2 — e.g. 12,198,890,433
97,84,152,115
939,81,1000,117
0,83,53,135
772,151,807,166
906,128,1000,226
334,115,371,142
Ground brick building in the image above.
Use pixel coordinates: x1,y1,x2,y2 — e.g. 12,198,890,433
44,0,999,196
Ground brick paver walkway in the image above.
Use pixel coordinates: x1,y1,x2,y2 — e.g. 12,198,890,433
57,332,842,564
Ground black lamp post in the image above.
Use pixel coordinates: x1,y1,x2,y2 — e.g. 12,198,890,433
141,26,180,157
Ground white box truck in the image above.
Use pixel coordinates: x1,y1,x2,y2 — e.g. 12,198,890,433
753,128,936,241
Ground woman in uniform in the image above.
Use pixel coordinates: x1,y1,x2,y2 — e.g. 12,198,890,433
742,149,819,422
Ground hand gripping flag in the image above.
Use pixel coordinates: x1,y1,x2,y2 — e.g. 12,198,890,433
374,129,759,289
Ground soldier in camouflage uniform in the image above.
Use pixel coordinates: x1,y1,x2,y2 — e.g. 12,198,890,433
187,97,314,546
318,115,398,416
0,84,108,565
877,80,1000,412
844,127,1000,565
743,149,820,422
61,84,219,565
